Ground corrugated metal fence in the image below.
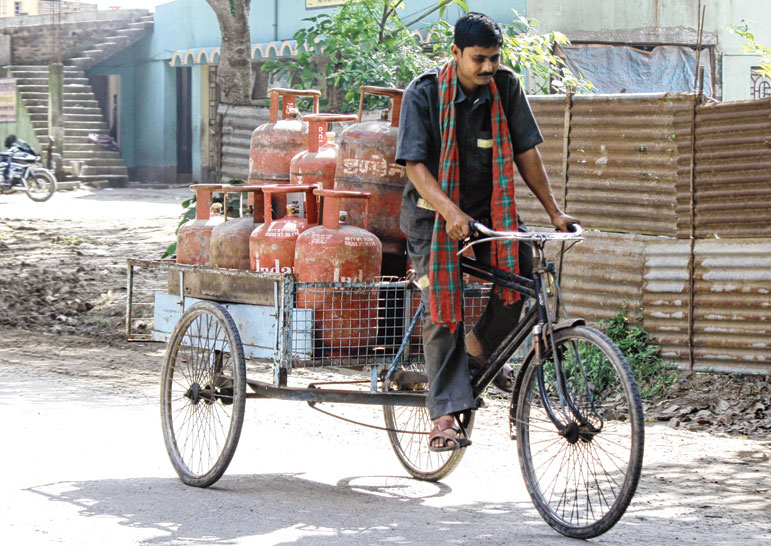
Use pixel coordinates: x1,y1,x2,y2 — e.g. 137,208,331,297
521,93,771,374
218,94,770,373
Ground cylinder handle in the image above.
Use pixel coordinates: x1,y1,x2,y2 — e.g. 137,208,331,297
302,113,359,153
262,183,319,225
358,86,404,127
314,188,371,230
268,88,321,122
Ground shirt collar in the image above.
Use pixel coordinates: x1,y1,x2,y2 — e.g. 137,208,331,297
454,80,492,109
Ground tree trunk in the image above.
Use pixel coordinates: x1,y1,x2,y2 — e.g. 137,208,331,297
205,0,253,106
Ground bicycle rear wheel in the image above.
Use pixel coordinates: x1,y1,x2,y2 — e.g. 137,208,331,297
161,301,246,487
515,325,644,538
382,364,474,482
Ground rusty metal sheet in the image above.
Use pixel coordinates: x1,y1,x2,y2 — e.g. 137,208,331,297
545,229,648,326
219,105,270,183
515,96,567,227
676,98,771,239
643,238,771,374
564,94,692,236
642,239,691,368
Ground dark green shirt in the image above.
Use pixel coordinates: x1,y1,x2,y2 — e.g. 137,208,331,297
395,65,543,239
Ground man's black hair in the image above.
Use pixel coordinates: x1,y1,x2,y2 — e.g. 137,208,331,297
453,12,503,50
4,134,16,149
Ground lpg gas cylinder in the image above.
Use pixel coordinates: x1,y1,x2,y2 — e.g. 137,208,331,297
294,189,382,356
176,184,224,266
249,184,318,274
290,113,358,190
249,88,320,215
334,86,406,275
209,185,265,270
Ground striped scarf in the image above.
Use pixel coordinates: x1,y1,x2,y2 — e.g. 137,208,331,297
429,59,520,332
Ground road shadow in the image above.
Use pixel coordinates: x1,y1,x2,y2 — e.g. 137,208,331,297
27,472,568,545
24,450,771,546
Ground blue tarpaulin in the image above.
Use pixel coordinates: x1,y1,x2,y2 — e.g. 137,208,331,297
559,44,713,96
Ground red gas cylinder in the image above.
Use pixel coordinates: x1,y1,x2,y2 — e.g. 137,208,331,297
294,189,382,356
249,88,321,215
249,184,318,273
209,185,265,270
176,184,224,266
334,86,406,274
290,113,358,190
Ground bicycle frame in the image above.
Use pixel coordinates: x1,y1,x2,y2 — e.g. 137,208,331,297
385,225,600,437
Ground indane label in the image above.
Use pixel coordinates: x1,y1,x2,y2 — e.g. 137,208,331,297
333,268,364,283
254,258,292,274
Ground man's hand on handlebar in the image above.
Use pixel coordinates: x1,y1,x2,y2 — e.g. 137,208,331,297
444,206,475,241
550,212,580,232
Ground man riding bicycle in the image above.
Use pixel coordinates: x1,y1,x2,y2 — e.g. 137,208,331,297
395,12,578,451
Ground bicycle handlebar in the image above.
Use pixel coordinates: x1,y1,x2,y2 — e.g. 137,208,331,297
458,221,584,255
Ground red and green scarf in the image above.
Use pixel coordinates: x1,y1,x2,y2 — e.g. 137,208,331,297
429,59,520,332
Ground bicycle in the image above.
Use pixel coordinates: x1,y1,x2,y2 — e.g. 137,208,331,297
383,221,644,538
151,221,643,539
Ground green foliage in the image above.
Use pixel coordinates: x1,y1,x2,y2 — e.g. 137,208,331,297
161,178,246,259
263,2,592,112
264,0,466,112
728,20,771,79
599,309,678,400
500,11,593,94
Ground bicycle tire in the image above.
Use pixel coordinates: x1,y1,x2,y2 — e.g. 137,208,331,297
515,325,644,538
25,169,56,202
160,301,246,487
382,366,474,482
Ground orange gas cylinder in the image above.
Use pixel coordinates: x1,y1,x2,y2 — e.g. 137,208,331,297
249,88,321,215
294,189,382,356
209,185,265,270
176,184,224,266
290,113,358,190
249,184,318,273
334,86,406,272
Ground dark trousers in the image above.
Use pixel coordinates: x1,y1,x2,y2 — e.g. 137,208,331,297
407,219,533,420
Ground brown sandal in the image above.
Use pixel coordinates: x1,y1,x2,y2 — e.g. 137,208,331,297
428,418,472,452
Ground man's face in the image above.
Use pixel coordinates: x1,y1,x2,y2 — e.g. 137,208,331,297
451,44,501,94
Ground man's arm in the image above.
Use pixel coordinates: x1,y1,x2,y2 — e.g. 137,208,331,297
405,161,473,241
514,147,578,231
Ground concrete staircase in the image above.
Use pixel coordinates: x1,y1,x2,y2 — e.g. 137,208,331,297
68,14,153,71
6,14,154,187
10,64,129,187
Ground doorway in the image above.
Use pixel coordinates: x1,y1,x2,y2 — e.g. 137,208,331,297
176,67,192,180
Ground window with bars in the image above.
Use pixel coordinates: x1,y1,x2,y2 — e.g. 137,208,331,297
750,67,771,99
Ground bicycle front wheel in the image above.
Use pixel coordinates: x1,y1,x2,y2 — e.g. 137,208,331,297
161,301,246,487
515,325,644,539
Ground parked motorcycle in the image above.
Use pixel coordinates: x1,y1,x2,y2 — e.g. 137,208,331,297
0,137,57,202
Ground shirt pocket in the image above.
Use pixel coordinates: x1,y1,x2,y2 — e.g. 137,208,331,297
473,130,493,167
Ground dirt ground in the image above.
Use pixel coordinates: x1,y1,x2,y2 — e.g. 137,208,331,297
1,186,770,544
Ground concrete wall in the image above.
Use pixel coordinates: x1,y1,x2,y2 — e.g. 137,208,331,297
527,0,771,101
0,88,41,153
